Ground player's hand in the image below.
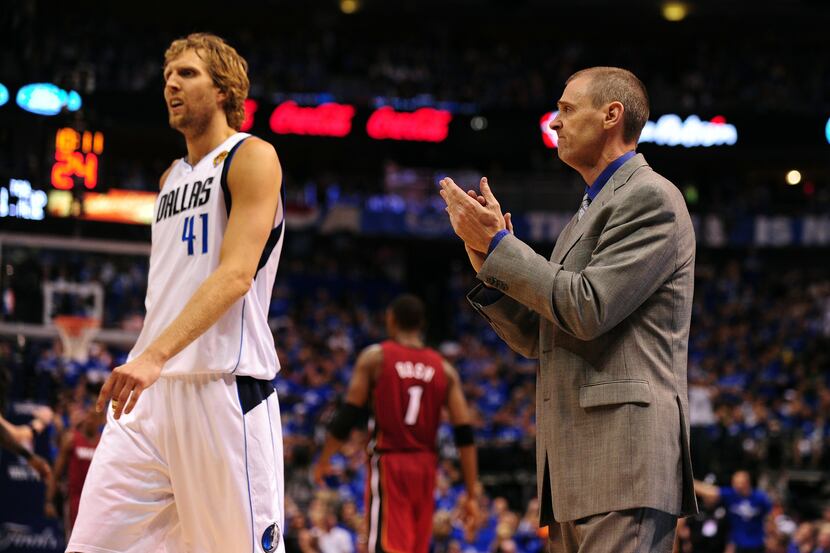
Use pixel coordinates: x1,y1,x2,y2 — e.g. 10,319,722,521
97,352,164,419
44,501,59,519
30,406,54,436
28,454,51,480
440,176,506,253
312,459,331,487
460,495,480,540
33,406,54,425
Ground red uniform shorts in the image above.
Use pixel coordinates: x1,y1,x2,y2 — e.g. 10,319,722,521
366,450,437,553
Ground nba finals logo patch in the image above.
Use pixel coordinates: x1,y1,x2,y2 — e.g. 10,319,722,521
213,151,229,167
261,522,280,552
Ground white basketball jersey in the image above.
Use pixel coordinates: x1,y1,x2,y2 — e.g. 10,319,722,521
129,133,284,379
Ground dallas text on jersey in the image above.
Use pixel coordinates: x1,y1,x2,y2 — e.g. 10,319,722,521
156,176,213,223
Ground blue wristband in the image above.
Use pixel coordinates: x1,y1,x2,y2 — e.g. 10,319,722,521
487,229,510,256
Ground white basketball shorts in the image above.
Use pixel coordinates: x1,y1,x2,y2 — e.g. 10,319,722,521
67,373,285,553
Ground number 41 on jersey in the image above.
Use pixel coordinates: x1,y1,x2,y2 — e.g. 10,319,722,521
182,213,209,255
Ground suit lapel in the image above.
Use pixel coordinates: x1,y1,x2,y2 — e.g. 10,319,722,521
550,215,579,261
551,154,649,264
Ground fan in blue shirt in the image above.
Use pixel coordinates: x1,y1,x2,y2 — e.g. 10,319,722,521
694,470,772,553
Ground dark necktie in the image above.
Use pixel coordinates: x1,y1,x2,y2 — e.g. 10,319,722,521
577,193,591,221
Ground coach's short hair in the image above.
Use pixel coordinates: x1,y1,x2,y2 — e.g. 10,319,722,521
567,67,650,144
164,33,249,130
389,294,426,332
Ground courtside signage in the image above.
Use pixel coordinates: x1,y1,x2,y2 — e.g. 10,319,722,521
640,114,737,147
241,99,258,132
540,111,559,148
263,101,451,142
48,189,157,225
366,107,452,142
269,101,355,137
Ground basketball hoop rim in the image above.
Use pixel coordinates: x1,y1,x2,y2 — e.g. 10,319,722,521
53,315,101,337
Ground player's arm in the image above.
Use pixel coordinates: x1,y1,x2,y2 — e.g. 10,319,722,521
312,344,379,486
692,479,721,505
0,415,50,480
0,415,30,458
0,415,28,445
443,359,480,535
45,431,73,517
98,138,282,418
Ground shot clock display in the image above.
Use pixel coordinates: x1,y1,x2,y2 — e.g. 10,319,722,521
50,127,104,190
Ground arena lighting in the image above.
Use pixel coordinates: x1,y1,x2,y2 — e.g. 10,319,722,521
1,179,47,220
661,1,688,22
16,83,82,116
786,170,802,186
0,83,8,107
340,0,360,14
639,114,737,147
269,101,355,137
240,99,258,132
540,111,559,148
366,107,452,142
51,128,104,190
470,116,488,131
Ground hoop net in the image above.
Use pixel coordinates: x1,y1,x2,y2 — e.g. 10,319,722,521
53,315,101,363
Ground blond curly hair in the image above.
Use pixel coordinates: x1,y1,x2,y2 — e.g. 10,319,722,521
164,33,249,130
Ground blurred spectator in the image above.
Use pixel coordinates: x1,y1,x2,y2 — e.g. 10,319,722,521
816,524,830,553
308,495,354,553
788,521,817,553
694,471,772,553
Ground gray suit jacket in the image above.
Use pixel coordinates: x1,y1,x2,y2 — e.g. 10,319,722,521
468,154,698,524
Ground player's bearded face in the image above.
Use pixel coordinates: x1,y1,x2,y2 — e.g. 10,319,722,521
164,49,223,133
168,91,215,133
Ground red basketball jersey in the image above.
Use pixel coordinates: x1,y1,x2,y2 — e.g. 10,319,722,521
68,429,97,499
373,340,448,452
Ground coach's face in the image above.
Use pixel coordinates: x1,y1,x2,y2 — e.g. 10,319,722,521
549,76,606,172
163,49,225,133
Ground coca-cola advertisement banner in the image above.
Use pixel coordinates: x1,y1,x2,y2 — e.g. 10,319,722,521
243,100,453,143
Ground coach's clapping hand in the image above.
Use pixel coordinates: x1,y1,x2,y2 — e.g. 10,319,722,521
439,177,506,253
97,351,164,419
445,181,514,273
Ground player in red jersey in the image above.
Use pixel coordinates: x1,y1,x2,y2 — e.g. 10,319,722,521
314,294,479,553
45,400,105,540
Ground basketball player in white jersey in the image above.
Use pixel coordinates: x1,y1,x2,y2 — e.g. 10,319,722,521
67,33,286,553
